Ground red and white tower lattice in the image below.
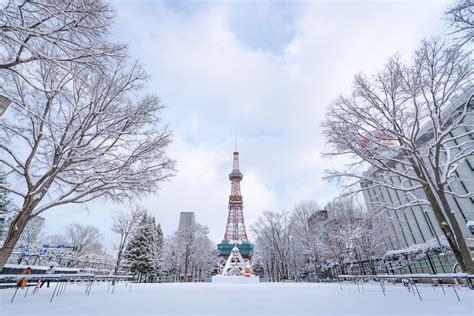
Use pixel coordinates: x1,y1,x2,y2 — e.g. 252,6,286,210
217,148,253,259
224,150,249,241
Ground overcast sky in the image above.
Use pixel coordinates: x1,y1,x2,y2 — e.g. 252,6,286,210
41,0,450,252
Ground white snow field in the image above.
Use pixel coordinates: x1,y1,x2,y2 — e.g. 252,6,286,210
211,275,260,283
1,282,473,316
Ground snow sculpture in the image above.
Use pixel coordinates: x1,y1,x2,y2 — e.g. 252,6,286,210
222,246,246,276
244,264,253,277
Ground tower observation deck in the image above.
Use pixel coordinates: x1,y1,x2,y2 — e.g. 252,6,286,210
217,150,253,259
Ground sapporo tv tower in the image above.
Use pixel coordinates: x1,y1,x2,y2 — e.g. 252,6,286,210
217,145,253,260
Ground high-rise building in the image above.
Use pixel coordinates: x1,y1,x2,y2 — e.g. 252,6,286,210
217,149,253,259
178,211,196,231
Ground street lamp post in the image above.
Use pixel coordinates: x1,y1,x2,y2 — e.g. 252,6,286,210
0,95,11,116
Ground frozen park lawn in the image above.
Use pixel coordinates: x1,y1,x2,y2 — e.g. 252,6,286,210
1,282,473,316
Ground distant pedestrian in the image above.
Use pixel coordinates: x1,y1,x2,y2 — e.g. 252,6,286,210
16,267,31,288
402,279,411,292
40,265,55,288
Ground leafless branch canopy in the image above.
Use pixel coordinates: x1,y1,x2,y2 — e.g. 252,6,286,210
0,0,176,272
322,38,473,211
65,223,103,255
445,0,474,47
0,54,176,216
0,0,123,72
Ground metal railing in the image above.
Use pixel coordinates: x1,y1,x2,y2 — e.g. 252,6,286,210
2,274,134,304
337,273,474,301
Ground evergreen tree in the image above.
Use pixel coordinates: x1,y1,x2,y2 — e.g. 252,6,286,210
125,214,152,277
124,213,164,282
148,216,164,281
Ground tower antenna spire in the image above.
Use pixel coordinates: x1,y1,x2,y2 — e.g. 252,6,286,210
234,134,237,152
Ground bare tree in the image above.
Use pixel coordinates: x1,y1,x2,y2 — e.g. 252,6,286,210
325,198,387,275
0,0,123,72
162,235,180,282
445,0,474,47
15,216,45,264
291,201,323,279
65,223,103,255
322,38,474,273
250,197,389,279
192,234,217,281
251,211,294,281
0,0,175,271
177,224,211,282
354,213,387,275
163,224,216,282
0,53,175,269
111,206,145,275
19,216,45,246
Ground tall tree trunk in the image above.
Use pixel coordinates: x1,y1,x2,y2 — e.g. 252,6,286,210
114,250,123,275
438,190,474,274
423,187,472,273
265,261,270,279
0,206,31,271
409,154,474,274
184,262,188,282
338,258,345,275
369,259,376,275
313,261,319,280
112,249,124,286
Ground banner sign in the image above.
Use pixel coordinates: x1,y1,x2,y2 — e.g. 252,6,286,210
23,245,30,257
39,244,49,256
56,244,65,258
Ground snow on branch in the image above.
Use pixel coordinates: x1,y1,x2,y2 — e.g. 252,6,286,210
0,47,176,217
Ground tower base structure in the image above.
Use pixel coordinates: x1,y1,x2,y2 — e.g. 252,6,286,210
217,240,253,259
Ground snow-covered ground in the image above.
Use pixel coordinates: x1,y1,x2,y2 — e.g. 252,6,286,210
1,281,472,315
